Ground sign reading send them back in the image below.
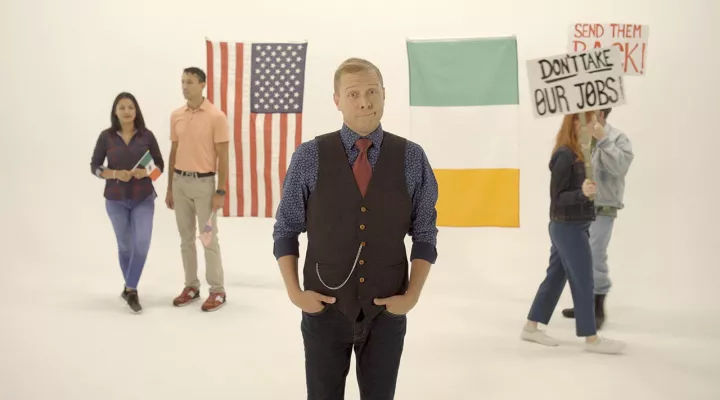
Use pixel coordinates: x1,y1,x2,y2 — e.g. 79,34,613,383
526,47,626,118
569,23,649,76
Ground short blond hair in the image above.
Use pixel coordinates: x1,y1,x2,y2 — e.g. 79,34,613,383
333,57,384,94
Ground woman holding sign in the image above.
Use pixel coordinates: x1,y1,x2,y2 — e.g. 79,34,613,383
520,111,625,355
89,92,165,314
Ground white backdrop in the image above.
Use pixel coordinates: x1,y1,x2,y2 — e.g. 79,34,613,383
2,0,720,398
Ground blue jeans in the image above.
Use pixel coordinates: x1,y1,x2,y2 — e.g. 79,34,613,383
105,195,155,290
528,220,596,337
590,215,615,295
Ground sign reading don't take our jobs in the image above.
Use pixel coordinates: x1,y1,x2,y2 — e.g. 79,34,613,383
526,47,626,118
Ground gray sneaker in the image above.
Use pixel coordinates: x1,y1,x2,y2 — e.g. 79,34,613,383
521,326,559,347
585,336,626,354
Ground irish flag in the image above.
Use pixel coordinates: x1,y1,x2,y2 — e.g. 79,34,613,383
406,36,520,227
136,150,161,181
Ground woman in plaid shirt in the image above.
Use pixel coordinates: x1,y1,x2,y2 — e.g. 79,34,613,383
90,92,164,314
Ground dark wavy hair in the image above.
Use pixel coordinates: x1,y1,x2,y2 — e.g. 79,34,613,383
110,92,146,132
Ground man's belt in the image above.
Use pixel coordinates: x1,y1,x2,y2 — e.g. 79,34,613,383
174,169,216,178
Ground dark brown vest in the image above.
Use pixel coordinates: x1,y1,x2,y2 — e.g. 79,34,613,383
302,130,412,321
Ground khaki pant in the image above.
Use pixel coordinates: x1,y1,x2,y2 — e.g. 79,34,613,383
172,173,224,293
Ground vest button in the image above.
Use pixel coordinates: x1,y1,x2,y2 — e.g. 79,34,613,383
359,277,365,283
359,224,365,230
361,206,367,212
359,260,365,265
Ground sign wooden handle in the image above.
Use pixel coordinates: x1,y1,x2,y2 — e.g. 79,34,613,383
578,112,596,201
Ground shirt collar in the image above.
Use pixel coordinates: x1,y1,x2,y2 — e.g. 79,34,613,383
115,129,139,136
339,123,384,152
184,98,209,112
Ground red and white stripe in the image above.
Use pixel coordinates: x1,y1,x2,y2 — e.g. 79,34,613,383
206,39,303,218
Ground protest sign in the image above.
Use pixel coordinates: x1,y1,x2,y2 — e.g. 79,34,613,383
526,46,626,118
569,23,649,76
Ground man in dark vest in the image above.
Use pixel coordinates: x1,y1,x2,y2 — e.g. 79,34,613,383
272,57,439,400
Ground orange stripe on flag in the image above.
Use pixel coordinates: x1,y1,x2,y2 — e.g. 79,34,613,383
148,168,161,181
434,168,520,227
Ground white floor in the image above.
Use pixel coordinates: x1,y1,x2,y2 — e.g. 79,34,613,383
1,214,718,400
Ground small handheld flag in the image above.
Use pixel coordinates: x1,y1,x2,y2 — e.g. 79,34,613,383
198,211,217,247
134,150,161,181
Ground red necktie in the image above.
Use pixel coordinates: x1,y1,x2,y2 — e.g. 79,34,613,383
353,138,372,197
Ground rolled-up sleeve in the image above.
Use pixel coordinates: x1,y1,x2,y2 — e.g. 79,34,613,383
90,131,107,178
405,142,439,264
272,141,317,260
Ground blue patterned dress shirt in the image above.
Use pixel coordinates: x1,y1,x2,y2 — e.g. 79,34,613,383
272,123,439,264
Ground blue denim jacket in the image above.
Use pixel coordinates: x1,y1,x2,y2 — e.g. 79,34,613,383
549,146,595,222
591,123,634,210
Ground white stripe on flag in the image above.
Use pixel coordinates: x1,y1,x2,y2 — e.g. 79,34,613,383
270,114,281,217
213,42,222,110
255,113,266,217
241,43,253,217
285,112,297,197
226,43,238,217
410,105,520,169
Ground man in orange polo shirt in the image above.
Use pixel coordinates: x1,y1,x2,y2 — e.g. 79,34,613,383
166,67,230,312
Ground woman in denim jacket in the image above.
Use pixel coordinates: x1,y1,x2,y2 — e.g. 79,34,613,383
520,112,625,355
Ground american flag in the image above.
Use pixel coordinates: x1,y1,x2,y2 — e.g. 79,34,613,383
205,39,307,218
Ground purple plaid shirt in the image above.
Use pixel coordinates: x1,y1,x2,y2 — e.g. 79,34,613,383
90,128,165,201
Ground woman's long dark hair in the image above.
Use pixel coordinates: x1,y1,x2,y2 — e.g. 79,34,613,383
110,92,146,132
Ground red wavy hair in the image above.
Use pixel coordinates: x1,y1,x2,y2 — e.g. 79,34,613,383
552,111,594,162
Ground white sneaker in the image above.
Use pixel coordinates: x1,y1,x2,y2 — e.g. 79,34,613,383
521,326,559,346
585,336,626,354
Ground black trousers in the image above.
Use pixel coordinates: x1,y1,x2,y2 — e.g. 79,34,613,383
301,304,407,400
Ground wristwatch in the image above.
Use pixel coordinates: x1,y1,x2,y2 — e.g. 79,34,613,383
216,189,226,196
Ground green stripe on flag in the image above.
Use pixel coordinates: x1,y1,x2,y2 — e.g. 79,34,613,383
137,150,153,167
407,37,519,107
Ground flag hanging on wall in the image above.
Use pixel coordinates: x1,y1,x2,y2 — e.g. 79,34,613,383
205,39,307,218
406,36,520,227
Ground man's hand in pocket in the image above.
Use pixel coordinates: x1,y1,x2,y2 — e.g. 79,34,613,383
290,290,336,314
